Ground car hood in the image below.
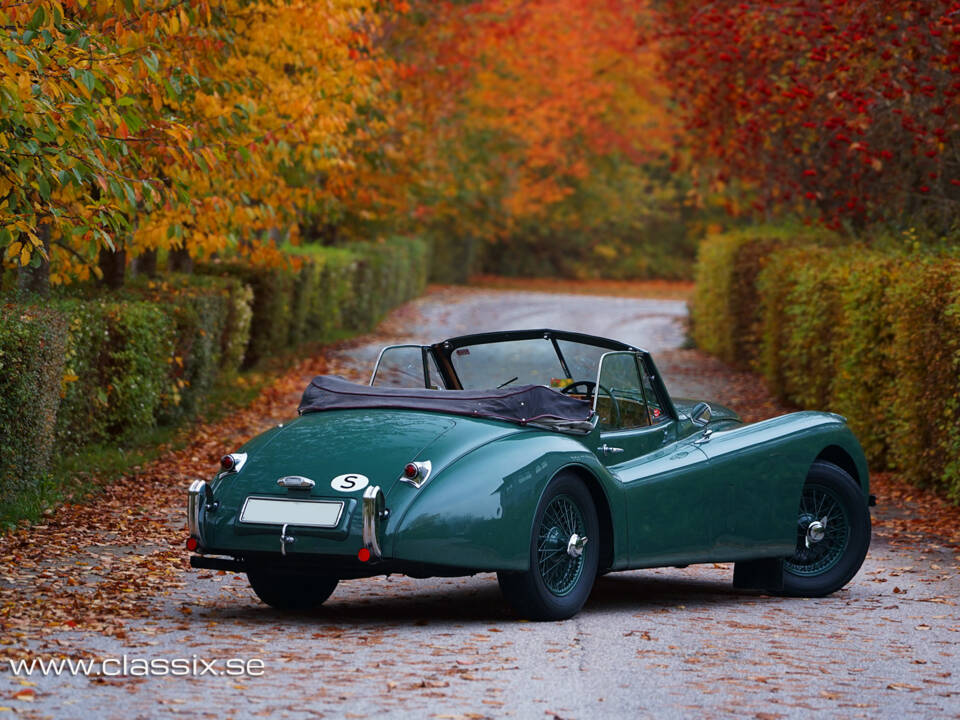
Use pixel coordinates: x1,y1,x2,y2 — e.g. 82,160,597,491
222,409,527,500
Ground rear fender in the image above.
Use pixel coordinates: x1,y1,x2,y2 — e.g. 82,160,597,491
389,432,623,571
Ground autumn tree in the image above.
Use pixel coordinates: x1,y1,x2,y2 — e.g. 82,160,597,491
2,0,403,291
388,0,688,276
0,0,171,292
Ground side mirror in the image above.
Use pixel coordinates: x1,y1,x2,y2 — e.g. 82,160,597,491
691,401,712,427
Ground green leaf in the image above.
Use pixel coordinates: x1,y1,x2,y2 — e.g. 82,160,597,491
143,53,159,75
78,69,96,93
27,5,45,31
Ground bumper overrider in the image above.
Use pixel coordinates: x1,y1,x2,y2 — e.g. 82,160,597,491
186,480,389,572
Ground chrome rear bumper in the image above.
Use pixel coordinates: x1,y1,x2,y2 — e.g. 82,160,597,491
187,480,204,540
362,485,386,560
188,480,217,545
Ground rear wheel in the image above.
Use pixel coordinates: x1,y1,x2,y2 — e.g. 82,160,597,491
498,472,599,621
778,460,870,597
246,568,339,611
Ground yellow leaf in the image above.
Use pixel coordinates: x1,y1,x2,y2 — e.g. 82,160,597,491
19,246,30,266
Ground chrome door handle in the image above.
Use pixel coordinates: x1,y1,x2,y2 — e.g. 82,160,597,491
598,444,624,454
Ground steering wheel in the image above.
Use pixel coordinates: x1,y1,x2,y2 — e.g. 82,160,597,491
561,380,621,427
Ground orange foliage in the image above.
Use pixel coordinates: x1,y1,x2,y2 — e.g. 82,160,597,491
394,0,680,237
2,1,402,282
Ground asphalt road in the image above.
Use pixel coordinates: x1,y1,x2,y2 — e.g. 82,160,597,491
4,288,959,719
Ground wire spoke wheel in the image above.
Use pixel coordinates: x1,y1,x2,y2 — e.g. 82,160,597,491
536,494,585,596
784,482,851,577
498,472,599,620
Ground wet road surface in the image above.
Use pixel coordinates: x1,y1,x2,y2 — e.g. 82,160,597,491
3,287,959,719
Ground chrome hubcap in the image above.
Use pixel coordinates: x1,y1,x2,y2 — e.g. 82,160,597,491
566,533,588,558
805,519,826,548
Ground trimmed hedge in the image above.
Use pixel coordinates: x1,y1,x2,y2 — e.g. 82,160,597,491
692,230,960,500
122,276,240,420
0,307,67,511
51,277,246,449
690,226,838,366
0,237,429,522
200,237,429,367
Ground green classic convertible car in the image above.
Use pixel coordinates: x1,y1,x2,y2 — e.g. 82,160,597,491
187,329,873,620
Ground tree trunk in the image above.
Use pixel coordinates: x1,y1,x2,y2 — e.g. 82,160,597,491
131,248,158,278
98,245,127,289
17,223,52,298
168,243,193,273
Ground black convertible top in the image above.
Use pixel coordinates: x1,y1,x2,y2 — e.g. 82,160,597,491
298,375,595,433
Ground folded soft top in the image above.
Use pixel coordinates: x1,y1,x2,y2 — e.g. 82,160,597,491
298,375,594,433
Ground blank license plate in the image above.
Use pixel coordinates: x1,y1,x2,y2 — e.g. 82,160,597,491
240,498,344,528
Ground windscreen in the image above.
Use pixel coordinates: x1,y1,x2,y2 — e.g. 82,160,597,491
450,338,567,390
556,339,609,385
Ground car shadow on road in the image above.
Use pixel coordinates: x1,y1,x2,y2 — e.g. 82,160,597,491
589,570,762,610
190,568,765,628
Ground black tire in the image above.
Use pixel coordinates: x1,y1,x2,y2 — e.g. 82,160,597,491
777,460,871,597
246,568,339,611
497,472,600,621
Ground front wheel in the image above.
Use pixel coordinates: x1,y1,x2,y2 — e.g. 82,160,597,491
778,460,871,597
498,472,599,621
246,568,339,611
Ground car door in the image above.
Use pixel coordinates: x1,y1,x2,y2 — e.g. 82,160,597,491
593,352,725,566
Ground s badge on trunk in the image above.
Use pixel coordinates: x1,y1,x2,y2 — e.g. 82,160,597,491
331,474,370,492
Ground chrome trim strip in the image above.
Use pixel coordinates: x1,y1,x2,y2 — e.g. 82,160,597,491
398,460,432,489
238,496,345,528
362,485,385,560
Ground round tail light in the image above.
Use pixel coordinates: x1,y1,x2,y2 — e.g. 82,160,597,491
403,463,418,479
220,455,235,471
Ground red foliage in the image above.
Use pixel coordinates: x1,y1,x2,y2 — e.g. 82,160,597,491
658,1,960,229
